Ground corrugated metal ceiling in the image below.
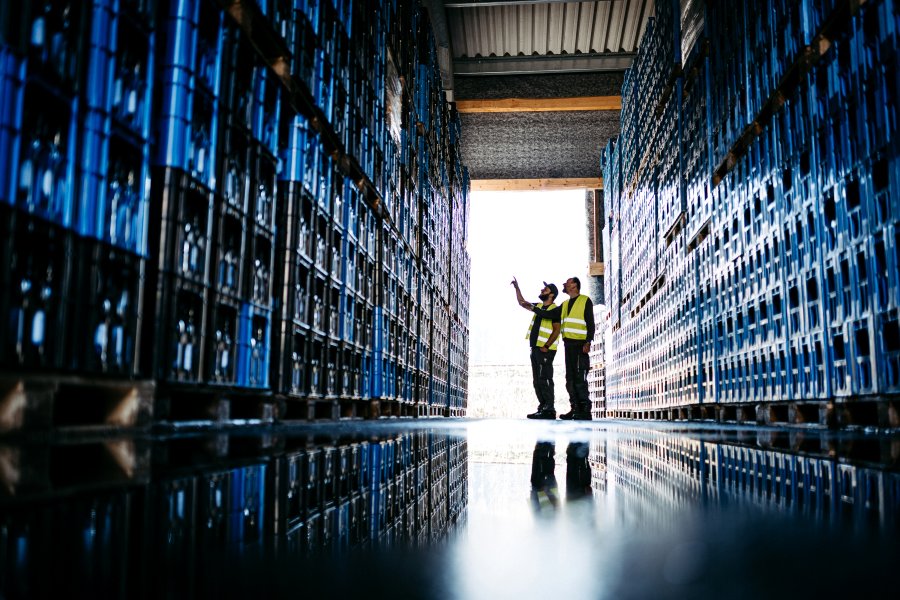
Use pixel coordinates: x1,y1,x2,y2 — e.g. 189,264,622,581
447,0,654,60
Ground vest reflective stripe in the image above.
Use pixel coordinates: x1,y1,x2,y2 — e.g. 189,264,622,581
524,303,559,350
561,296,589,340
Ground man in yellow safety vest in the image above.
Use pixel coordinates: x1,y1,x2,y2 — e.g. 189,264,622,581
512,277,561,419
529,277,594,420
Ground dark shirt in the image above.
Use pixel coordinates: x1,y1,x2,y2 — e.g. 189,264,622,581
533,296,594,343
529,302,561,348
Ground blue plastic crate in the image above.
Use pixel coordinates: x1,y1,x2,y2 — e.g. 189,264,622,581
278,113,309,183
253,67,281,157
848,315,877,395
15,83,78,228
81,129,152,256
0,46,24,206
875,308,900,392
155,81,220,187
154,1,222,186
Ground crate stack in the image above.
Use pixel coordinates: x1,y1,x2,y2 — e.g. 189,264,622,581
0,0,156,380
0,0,470,428
587,305,610,419
604,0,900,424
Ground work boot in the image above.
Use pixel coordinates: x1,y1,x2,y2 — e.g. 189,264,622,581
527,406,556,420
558,407,577,420
559,404,592,420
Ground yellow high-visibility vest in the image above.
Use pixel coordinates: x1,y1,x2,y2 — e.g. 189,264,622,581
524,303,559,350
561,296,589,340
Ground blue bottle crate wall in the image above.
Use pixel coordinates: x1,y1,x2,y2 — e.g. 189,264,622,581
0,0,469,420
605,0,900,416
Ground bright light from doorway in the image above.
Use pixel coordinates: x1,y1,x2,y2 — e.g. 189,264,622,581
467,190,590,417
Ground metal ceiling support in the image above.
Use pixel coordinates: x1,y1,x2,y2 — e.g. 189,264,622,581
446,0,597,7
454,53,635,75
423,0,456,101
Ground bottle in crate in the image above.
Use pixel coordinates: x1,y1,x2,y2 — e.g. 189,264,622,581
207,294,239,385
0,209,75,370
308,336,324,398
219,125,251,214
15,0,87,95
219,21,255,132
71,236,146,377
149,167,214,284
252,144,277,231
15,83,78,228
247,226,275,309
272,319,308,397
237,303,271,389
79,128,152,256
148,272,208,383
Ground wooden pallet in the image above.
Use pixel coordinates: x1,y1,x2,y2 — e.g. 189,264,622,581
155,384,276,427
0,374,154,434
607,398,900,431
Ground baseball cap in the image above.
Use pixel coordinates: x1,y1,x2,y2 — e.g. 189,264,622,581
543,282,558,298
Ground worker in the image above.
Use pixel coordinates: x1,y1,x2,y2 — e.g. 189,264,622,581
511,277,561,419
530,277,594,420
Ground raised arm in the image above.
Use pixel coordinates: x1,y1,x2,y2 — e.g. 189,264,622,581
511,277,533,310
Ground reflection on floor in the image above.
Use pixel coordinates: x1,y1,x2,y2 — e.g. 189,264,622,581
1,419,898,598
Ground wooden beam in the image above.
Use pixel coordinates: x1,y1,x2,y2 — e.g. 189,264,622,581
471,178,603,192
588,262,605,276
456,96,622,113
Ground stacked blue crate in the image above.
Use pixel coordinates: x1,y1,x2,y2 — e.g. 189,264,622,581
6,1,85,229
609,0,900,412
0,2,87,372
78,0,155,256
0,46,24,208
154,0,222,187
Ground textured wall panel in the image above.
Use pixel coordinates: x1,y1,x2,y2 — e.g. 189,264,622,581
461,110,620,179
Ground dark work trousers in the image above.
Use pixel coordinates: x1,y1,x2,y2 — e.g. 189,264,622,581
563,341,590,408
530,347,556,408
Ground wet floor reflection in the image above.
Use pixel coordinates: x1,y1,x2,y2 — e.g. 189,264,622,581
1,420,899,598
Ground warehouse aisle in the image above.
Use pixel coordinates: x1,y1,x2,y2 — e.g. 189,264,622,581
1,419,898,598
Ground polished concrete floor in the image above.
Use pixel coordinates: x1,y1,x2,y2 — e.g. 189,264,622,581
1,419,898,598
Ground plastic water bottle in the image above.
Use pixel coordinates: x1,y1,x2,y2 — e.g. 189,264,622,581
224,157,242,208
175,311,195,379
214,322,232,382
291,351,303,392
256,182,271,227
294,281,306,322
94,298,111,366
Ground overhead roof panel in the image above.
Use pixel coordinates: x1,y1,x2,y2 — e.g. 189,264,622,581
447,0,653,61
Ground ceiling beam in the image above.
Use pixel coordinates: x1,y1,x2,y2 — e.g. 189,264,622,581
454,54,635,75
457,96,621,113
471,178,603,192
